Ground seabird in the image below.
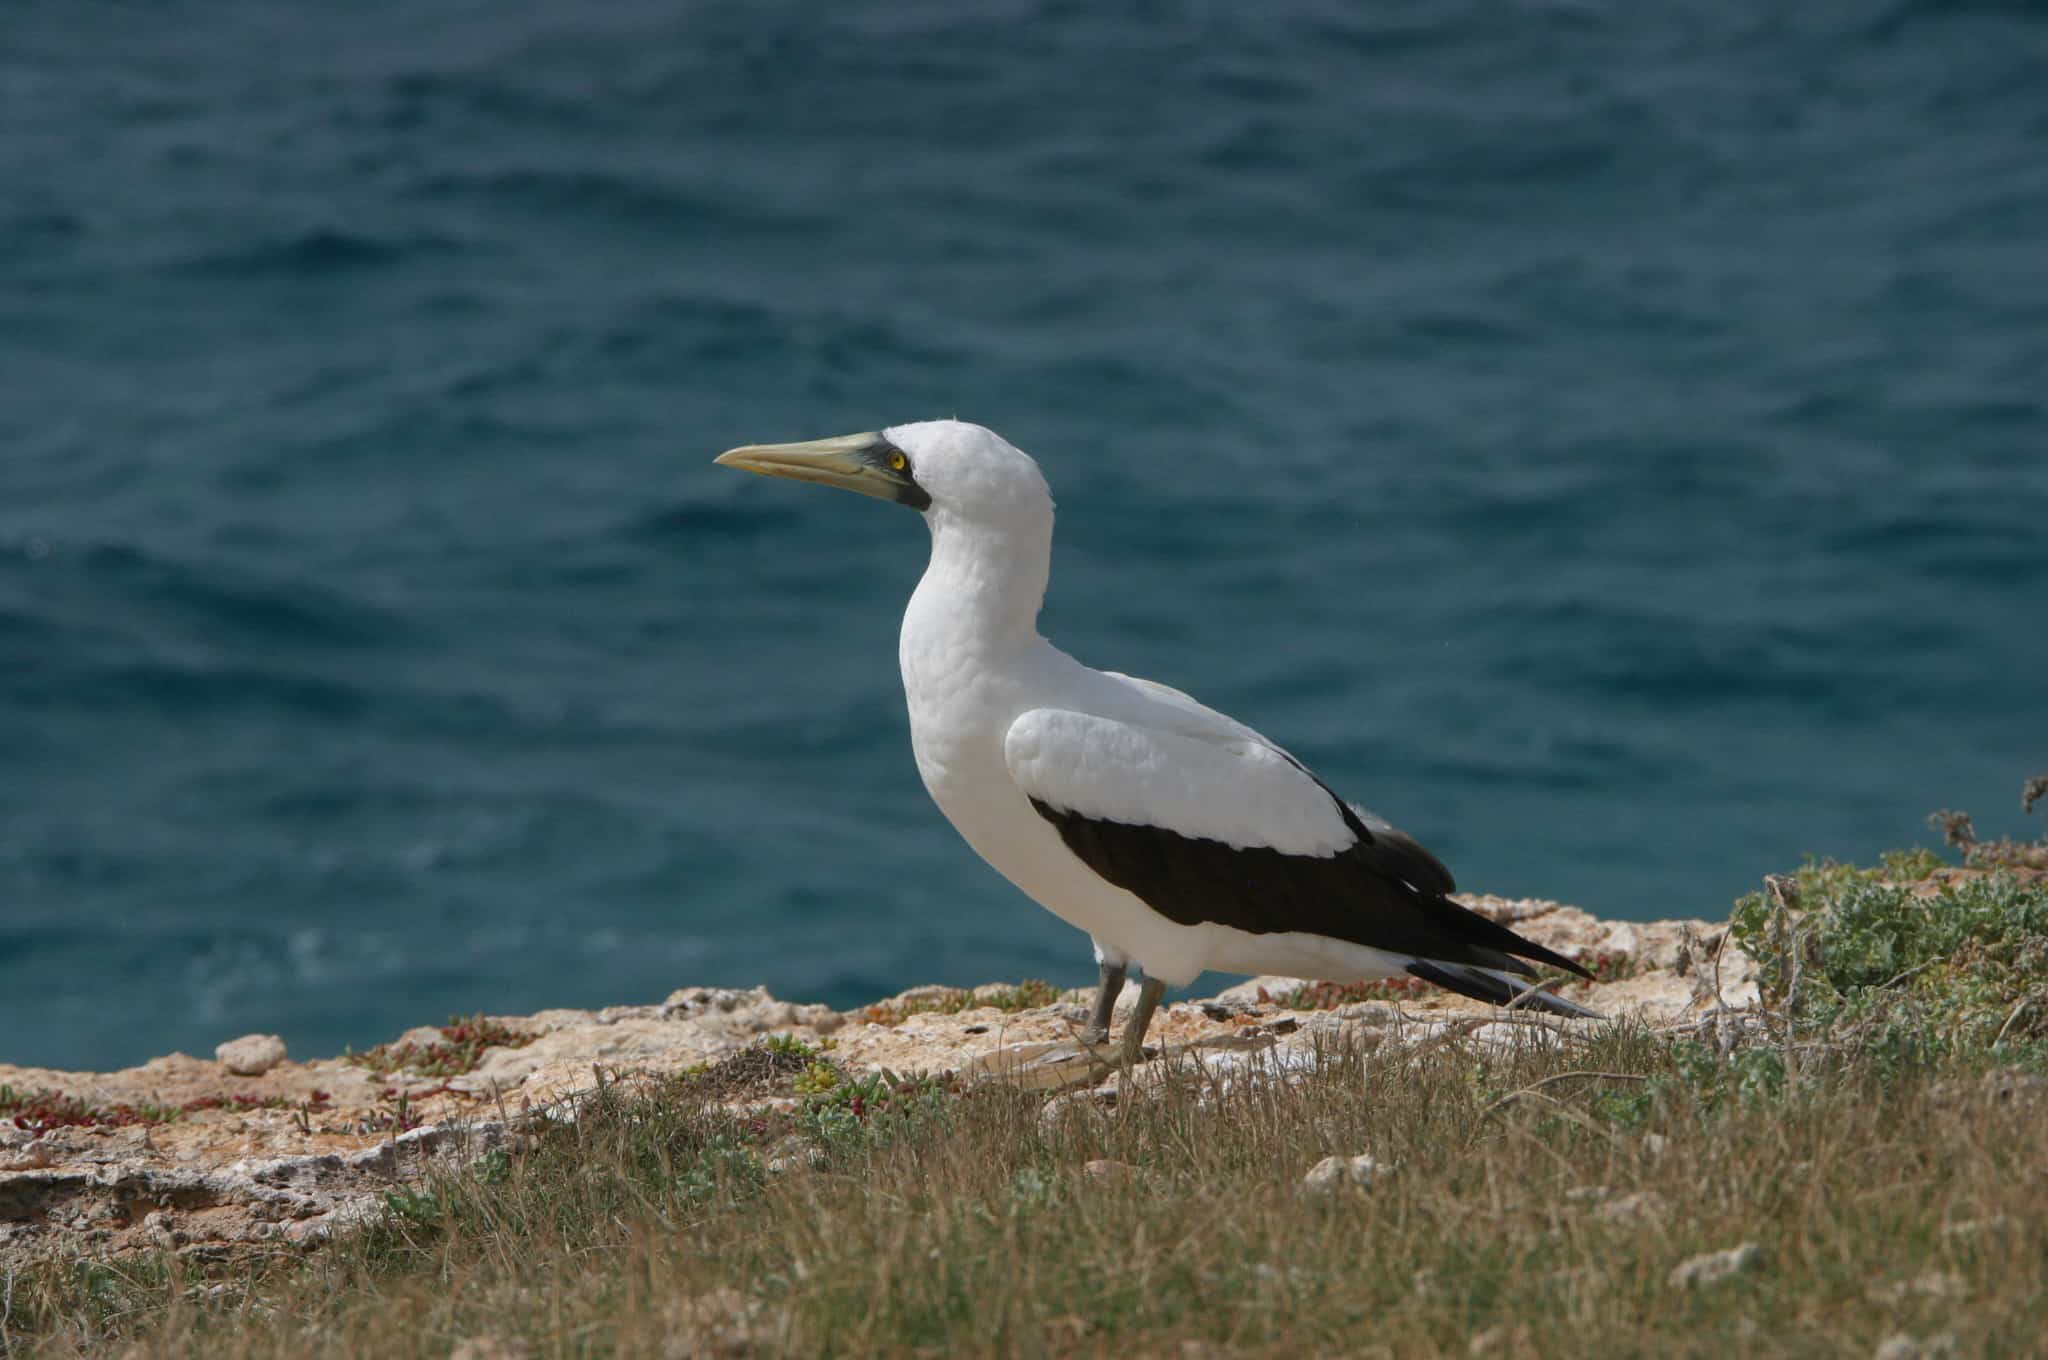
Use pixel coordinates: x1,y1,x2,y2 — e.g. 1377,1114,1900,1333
716,421,1595,1063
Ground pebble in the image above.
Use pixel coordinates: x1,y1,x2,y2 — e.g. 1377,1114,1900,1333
1867,1270,1966,1304
1468,1324,1534,1356
1939,1216,2004,1239
1081,1158,1138,1184
448,1338,533,1360
763,1137,825,1175
214,1033,288,1076
1667,1242,1762,1289
1594,1190,1668,1226
1302,1154,1392,1195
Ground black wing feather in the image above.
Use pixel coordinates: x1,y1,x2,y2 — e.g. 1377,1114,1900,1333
1351,806,1457,896
1027,793,1591,983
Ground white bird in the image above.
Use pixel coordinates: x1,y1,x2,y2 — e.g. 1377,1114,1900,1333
715,420,1594,1062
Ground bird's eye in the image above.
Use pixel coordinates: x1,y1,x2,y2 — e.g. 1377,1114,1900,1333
888,451,908,472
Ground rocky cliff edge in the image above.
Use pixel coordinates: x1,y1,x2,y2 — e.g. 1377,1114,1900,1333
1,895,1755,1262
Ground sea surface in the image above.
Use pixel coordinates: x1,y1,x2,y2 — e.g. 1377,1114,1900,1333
3,0,2044,1071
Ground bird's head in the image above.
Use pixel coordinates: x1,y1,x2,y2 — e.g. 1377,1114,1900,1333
715,420,1051,530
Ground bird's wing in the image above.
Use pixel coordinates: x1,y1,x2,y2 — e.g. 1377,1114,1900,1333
1003,707,1353,856
1350,806,1458,896
1003,706,1587,979
1100,671,1271,746
1104,672,1461,894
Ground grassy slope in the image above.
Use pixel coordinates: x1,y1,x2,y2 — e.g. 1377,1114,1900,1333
7,850,2047,1359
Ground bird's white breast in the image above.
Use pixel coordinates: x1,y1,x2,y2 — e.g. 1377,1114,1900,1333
897,581,1168,954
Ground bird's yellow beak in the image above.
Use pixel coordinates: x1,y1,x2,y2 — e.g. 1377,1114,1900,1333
714,431,927,509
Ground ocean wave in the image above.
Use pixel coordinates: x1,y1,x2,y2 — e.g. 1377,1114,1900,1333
1866,0,2048,41
1822,511,2048,584
1,209,85,254
168,227,468,279
623,501,809,548
77,543,408,650
79,661,371,720
402,166,826,235
593,294,791,367
0,599,65,646
381,68,611,132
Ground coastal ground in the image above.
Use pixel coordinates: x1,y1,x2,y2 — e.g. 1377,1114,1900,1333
4,838,2045,1357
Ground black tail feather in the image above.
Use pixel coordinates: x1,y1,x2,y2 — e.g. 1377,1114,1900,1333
1406,959,1604,1019
1424,897,1596,981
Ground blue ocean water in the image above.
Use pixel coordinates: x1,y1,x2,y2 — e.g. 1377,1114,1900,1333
2,0,2044,1071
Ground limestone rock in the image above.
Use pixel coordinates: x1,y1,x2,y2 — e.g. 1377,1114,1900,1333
214,1033,288,1076
0,892,1761,1266
959,1041,1107,1092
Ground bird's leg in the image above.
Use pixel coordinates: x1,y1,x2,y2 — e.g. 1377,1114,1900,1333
1083,959,1128,1046
1119,977,1168,1066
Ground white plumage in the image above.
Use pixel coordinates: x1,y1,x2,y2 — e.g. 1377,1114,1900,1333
1005,710,1351,857
716,419,1592,1058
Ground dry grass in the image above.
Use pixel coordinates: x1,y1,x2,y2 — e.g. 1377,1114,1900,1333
6,1025,2044,1359
1926,775,2048,872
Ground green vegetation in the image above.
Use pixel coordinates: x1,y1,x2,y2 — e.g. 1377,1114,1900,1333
860,978,1064,1026
7,811,2047,1357
342,1015,538,1079
0,1087,179,1135
1,1086,328,1136
1731,854,2048,1069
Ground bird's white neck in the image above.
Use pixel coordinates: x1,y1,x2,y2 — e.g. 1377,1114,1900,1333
902,509,1052,669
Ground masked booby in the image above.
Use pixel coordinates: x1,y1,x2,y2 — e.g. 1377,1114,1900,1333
715,421,1595,1062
